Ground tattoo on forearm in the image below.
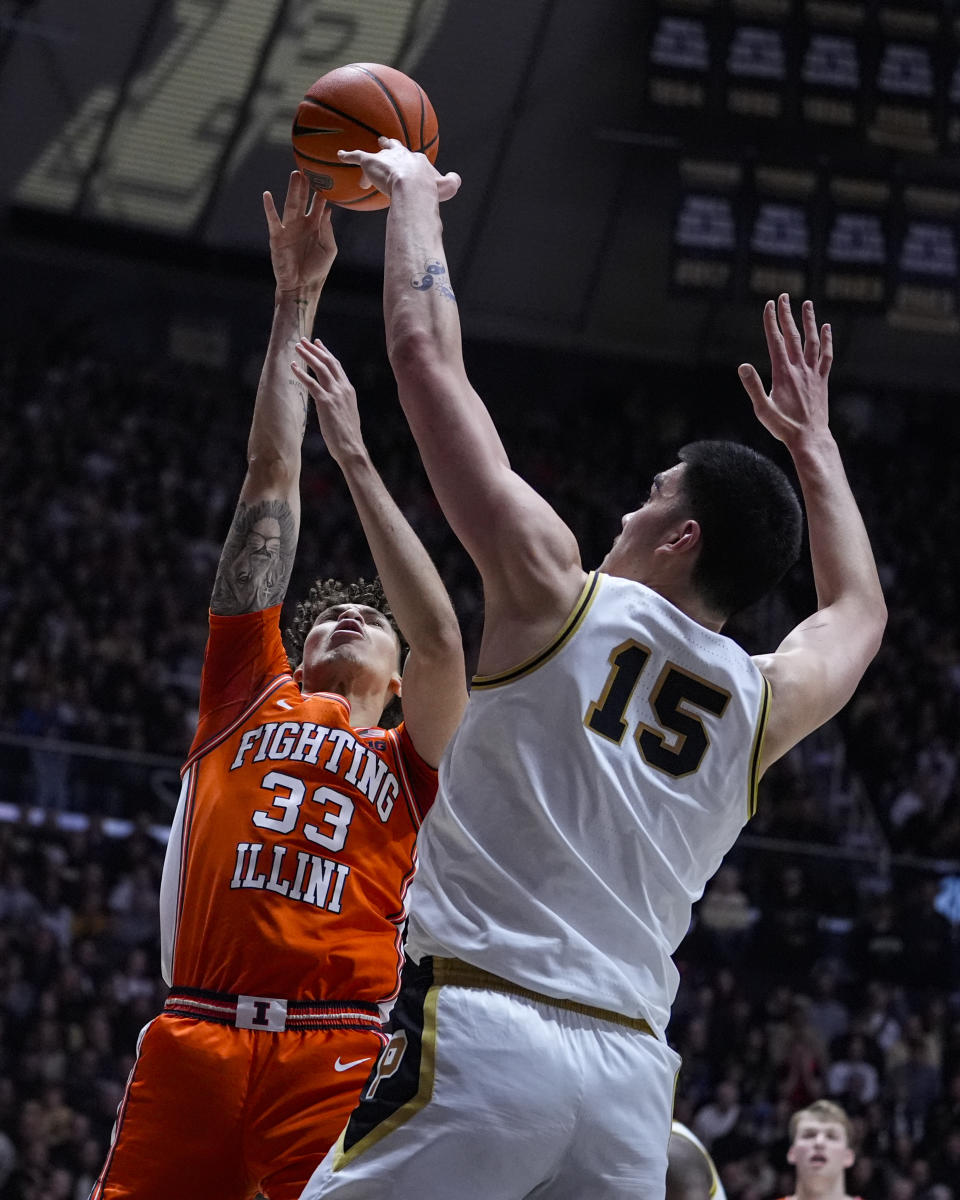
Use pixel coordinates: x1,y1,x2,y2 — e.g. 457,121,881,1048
211,498,298,614
411,260,455,300
296,297,311,337
297,381,310,435
296,299,312,432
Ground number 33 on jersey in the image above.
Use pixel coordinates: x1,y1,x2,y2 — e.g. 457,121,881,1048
159,608,438,1009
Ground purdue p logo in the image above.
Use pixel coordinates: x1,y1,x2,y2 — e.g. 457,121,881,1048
365,1030,408,1099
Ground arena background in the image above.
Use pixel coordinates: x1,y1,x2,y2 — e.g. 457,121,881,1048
2,2,960,1197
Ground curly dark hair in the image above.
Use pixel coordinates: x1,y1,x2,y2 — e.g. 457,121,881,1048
284,577,406,727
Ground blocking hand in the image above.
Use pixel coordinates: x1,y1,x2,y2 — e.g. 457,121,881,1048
738,295,833,449
263,170,337,297
338,137,461,203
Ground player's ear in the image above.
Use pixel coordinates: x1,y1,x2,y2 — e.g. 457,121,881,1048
294,662,304,685
842,1146,854,1169
662,519,701,555
391,645,408,699
786,1144,797,1166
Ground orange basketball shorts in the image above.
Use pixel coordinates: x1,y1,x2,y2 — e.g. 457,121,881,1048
91,1006,387,1200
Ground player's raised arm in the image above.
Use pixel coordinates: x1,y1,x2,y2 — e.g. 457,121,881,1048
740,295,887,773
336,140,585,666
293,338,467,765
210,171,335,615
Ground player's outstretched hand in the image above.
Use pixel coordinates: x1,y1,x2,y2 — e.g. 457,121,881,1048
292,338,365,466
738,294,833,449
338,137,461,202
264,170,337,297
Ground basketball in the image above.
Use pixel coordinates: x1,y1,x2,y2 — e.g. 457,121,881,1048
291,63,439,212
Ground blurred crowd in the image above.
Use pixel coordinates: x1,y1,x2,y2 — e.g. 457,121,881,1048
0,330,958,1198
3,813,960,1198
676,855,960,1199
0,815,166,1199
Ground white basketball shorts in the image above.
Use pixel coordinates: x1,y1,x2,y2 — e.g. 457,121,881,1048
299,955,680,1200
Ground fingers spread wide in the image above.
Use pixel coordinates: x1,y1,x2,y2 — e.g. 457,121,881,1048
801,300,820,366
737,362,767,408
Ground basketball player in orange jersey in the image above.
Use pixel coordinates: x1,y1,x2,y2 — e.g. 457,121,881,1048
298,142,885,1200
778,1101,859,1200
90,170,466,1200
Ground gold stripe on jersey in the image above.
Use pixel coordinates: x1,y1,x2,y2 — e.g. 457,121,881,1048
471,571,600,690
433,958,656,1033
332,984,440,1170
670,1123,720,1197
747,675,770,819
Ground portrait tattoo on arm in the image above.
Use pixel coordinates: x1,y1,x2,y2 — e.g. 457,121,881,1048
210,498,298,615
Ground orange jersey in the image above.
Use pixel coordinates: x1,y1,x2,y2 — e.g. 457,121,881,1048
158,606,437,1006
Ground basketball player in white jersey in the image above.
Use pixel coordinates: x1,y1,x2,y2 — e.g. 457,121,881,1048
298,143,885,1199
668,1121,727,1200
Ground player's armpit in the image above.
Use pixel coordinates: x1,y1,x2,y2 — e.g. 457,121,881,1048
753,601,883,775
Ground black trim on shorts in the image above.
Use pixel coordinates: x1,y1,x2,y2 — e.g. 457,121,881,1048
340,956,436,1154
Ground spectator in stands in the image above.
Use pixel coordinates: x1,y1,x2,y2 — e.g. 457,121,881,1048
779,1002,828,1110
827,1033,881,1107
887,1035,941,1135
858,981,903,1056
853,897,908,983
696,866,757,964
693,1081,742,1150
900,880,954,991
929,1126,960,1193
806,968,851,1050
847,1153,882,1200
0,864,41,925
757,866,820,987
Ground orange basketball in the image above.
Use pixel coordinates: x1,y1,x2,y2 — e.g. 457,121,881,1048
291,63,439,211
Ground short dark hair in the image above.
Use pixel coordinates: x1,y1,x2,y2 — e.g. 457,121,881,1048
284,577,405,726
677,440,802,617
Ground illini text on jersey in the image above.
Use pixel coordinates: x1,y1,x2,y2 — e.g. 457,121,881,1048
227,720,400,913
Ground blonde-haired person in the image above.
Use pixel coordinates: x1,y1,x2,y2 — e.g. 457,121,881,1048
779,1100,860,1200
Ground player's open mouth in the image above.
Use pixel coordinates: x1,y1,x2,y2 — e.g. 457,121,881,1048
330,620,364,644
330,630,363,643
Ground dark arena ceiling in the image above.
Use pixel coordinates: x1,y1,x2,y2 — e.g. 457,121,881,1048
4,0,960,391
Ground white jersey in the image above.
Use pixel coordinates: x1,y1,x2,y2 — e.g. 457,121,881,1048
670,1121,727,1200
406,571,769,1034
